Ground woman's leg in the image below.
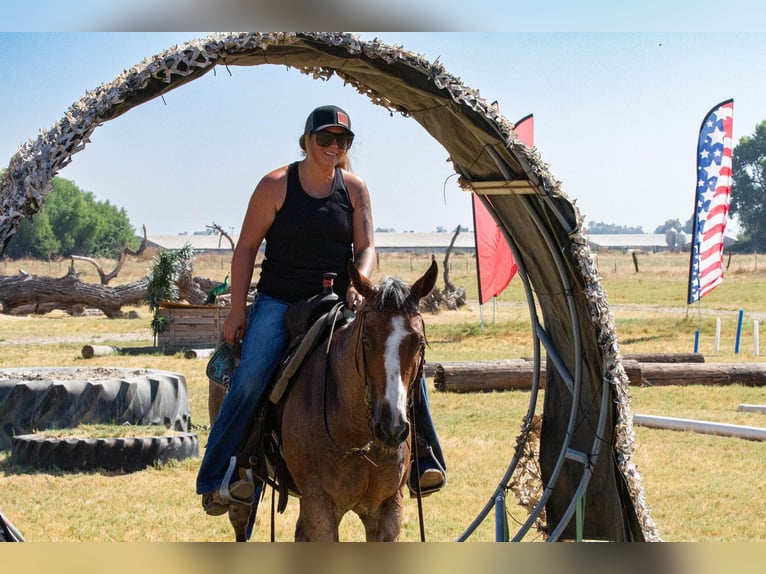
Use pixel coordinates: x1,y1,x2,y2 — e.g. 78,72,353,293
411,375,447,491
196,294,289,496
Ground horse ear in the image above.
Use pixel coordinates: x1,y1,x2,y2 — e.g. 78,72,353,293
347,260,376,298
410,259,438,300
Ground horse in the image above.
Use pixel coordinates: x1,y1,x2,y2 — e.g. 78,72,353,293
228,260,437,541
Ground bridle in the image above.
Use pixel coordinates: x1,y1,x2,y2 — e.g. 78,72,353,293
321,303,426,462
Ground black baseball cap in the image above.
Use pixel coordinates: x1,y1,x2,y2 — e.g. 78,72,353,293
304,105,354,136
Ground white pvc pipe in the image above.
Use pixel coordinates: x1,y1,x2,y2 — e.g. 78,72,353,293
755,320,760,356
737,404,766,414
633,413,766,441
714,317,721,354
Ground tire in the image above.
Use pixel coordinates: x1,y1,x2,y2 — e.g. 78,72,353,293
0,368,191,450
10,432,199,473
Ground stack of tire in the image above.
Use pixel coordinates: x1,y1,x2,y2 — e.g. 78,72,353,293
0,368,197,472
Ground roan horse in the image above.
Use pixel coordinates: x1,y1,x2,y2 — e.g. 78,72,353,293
227,260,437,541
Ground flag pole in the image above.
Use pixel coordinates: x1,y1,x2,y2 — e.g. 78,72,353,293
471,193,485,334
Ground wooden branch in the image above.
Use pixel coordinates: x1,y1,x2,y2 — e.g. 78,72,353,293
125,224,149,257
69,225,149,285
442,225,460,293
206,223,235,251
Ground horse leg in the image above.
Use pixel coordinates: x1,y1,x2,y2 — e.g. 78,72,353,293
360,492,405,542
295,494,340,541
228,501,252,542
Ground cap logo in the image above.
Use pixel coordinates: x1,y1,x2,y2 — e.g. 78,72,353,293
336,111,350,129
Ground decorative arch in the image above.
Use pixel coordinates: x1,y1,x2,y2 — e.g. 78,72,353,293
0,32,659,542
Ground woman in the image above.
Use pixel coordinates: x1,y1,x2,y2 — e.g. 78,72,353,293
196,105,446,516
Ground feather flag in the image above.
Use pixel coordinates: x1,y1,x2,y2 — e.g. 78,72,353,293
472,114,532,305
472,194,517,305
687,99,734,304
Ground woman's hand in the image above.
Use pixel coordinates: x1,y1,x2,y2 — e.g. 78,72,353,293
222,306,248,345
346,286,364,310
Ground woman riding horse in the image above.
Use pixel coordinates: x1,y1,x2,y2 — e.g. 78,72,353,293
196,105,446,521
279,260,438,541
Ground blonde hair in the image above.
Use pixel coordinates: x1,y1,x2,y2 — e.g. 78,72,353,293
299,133,352,172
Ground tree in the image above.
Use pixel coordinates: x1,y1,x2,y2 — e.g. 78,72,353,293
145,245,195,344
586,221,644,234
653,218,683,234
3,177,136,259
731,120,766,251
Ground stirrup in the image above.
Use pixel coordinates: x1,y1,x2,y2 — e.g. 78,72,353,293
408,444,447,497
220,456,255,504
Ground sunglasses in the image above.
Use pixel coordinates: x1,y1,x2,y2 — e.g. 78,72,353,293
314,130,354,150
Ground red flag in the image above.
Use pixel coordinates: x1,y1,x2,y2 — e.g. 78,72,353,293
473,114,532,305
687,99,734,304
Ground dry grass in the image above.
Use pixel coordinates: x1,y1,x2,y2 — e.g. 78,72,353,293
1,251,765,542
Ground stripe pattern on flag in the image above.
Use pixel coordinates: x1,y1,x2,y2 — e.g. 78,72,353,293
688,99,734,304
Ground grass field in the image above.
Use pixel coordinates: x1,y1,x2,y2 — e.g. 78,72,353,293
1,249,765,542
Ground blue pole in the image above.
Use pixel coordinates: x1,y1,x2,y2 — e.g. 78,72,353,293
694,330,700,353
735,309,744,354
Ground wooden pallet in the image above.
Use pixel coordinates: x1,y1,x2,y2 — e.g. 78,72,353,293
157,302,229,347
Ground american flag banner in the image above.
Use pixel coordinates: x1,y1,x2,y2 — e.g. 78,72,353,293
688,99,734,304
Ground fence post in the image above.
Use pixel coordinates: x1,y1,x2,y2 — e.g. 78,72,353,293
714,318,721,354
735,309,744,354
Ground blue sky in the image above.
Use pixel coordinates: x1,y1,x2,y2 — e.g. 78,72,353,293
2,29,766,236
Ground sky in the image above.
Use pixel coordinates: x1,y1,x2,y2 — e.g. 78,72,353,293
2,21,766,237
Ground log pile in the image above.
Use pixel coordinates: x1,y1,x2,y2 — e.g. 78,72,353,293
431,354,766,393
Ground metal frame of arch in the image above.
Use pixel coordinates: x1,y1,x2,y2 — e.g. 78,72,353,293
0,32,660,542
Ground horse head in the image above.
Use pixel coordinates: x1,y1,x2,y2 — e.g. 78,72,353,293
348,260,438,449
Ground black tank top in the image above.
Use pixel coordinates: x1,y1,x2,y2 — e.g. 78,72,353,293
256,162,354,303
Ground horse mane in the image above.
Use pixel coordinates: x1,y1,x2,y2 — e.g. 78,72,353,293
369,277,420,314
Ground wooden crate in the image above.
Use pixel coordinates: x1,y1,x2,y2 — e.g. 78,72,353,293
157,302,229,347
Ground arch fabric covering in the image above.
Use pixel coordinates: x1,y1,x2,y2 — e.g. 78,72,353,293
0,32,660,542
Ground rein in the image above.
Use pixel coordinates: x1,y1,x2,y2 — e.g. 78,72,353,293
321,307,376,464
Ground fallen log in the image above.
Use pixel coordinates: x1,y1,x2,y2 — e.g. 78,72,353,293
434,360,537,393
432,360,766,393
521,353,703,364
80,344,187,358
81,345,119,358
432,360,643,393
0,270,148,317
184,348,215,359
1,264,210,317
638,362,766,387
623,353,704,363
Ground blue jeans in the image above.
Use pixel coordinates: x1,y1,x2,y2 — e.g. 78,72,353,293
413,375,447,471
196,293,290,495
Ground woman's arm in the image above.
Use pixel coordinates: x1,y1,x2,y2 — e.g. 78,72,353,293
222,167,286,343
345,171,376,308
